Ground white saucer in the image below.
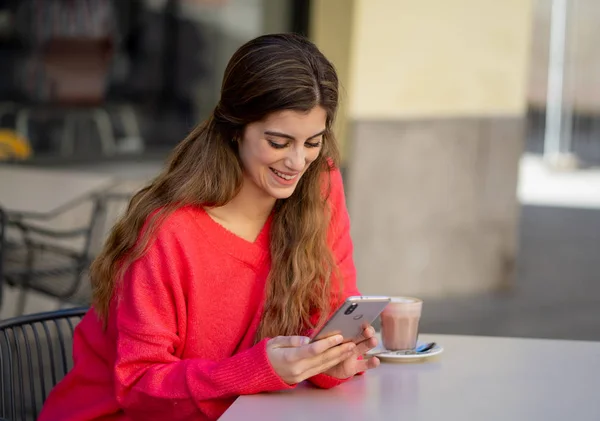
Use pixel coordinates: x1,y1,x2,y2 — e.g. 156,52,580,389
368,342,444,362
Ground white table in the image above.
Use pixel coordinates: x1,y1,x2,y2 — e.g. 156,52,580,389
0,166,114,218
220,334,600,421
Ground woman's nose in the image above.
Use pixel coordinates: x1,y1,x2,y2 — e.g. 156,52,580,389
284,145,306,171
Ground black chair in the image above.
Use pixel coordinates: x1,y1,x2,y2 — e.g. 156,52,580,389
2,198,104,314
2,190,132,315
0,307,89,421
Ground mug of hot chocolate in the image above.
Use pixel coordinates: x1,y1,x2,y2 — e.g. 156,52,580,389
380,297,422,351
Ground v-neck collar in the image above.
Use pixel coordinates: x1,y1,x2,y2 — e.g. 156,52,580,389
188,206,271,269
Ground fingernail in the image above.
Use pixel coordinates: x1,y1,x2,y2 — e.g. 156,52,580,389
301,337,311,345
335,335,343,344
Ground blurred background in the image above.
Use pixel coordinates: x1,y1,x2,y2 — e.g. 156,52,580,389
0,0,598,341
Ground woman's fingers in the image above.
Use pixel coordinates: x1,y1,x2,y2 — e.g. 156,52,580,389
360,325,376,341
268,335,311,349
301,341,357,379
267,330,381,385
294,334,344,360
354,335,378,355
268,334,352,384
351,325,378,355
354,356,380,373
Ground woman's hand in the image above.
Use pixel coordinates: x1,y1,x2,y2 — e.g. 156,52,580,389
266,334,356,385
323,325,380,379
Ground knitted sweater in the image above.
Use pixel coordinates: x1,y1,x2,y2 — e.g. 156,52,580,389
38,167,360,421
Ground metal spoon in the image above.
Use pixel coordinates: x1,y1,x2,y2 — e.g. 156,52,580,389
415,342,436,353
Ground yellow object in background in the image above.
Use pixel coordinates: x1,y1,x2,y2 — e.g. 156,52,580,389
0,130,32,160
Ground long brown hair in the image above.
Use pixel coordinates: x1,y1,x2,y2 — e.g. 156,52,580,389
90,33,342,341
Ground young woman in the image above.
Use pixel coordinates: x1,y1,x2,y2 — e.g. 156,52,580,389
39,33,380,421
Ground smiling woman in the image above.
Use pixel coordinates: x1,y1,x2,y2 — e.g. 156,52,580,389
238,107,326,199
38,33,380,421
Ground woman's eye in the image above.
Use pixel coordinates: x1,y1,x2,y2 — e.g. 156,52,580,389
267,140,287,149
305,141,322,148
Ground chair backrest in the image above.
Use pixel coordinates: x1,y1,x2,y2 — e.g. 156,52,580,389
0,307,89,421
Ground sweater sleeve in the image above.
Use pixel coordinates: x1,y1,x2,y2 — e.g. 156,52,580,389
112,222,294,420
308,166,363,389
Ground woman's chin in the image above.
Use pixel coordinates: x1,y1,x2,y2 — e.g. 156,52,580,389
265,185,297,200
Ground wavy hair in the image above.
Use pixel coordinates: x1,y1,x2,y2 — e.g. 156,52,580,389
90,33,342,341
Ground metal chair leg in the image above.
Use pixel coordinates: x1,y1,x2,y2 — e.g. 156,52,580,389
15,286,29,316
61,113,77,156
120,104,141,139
15,108,31,143
92,108,117,156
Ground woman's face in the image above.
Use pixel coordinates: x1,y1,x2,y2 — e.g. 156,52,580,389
238,106,326,200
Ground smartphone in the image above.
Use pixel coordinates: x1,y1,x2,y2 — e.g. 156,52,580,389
310,295,391,343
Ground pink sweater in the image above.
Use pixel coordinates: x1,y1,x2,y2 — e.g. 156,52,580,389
38,167,361,421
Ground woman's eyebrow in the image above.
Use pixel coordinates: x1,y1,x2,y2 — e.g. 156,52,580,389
264,129,326,141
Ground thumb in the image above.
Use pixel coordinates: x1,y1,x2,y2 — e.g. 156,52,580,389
269,335,311,349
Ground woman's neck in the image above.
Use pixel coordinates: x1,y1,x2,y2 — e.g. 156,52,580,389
225,178,276,222
204,176,275,240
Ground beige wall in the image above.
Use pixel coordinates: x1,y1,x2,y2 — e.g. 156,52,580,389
348,0,534,118
310,0,356,161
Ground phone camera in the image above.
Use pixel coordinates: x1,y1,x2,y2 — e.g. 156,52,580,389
344,303,358,315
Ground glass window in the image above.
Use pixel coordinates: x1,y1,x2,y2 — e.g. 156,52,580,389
0,0,305,163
